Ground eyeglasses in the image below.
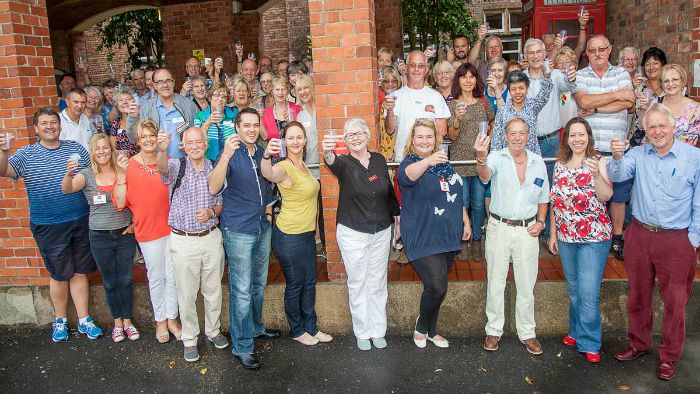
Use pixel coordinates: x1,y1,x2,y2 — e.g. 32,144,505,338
662,78,681,85
436,71,452,77
211,93,227,99
622,58,638,63
344,131,366,140
586,45,610,54
408,63,427,69
154,79,174,86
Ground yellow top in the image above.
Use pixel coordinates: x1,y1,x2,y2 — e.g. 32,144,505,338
276,159,320,234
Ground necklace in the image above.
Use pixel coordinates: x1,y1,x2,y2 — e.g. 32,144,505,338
138,156,159,175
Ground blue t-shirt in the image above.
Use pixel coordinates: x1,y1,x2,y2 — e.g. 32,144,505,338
58,98,67,111
484,87,509,114
398,158,464,261
216,143,274,234
9,141,90,225
101,103,113,130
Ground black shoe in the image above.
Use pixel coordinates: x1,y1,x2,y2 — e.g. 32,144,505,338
235,354,261,369
472,240,484,262
611,236,624,261
255,329,281,339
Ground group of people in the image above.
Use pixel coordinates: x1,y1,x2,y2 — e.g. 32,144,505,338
1,14,698,381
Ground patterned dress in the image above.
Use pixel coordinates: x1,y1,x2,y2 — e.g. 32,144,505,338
550,162,612,243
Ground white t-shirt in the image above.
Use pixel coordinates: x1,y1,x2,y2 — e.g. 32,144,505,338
391,86,450,161
59,110,94,151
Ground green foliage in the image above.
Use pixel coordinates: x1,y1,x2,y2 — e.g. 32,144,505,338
95,9,164,68
402,0,478,51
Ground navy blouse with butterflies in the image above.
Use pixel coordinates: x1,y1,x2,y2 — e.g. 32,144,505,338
398,155,465,261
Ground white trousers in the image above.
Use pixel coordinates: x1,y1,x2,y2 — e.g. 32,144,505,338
170,228,225,347
139,235,179,322
336,224,391,340
484,217,540,340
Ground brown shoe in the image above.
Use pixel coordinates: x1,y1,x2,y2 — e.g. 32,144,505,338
657,361,676,380
521,338,543,355
483,335,500,351
457,242,470,261
472,241,484,262
614,346,651,362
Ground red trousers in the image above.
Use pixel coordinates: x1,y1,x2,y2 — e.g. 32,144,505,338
623,220,697,362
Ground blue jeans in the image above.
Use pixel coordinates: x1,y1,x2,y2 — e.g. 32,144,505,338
272,226,318,338
538,134,559,238
557,240,611,353
223,223,271,355
462,176,486,240
88,228,136,319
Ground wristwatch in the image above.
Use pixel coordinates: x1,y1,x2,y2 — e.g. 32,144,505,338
536,219,546,228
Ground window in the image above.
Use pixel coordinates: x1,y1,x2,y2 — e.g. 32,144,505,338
501,38,522,61
509,10,522,33
485,12,504,33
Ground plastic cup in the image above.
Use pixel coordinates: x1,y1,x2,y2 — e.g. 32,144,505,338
438,143,449,154
560,30,568,44
478,121,489,135
69,153,81,162
278,139,286,158
484,22,490,31
3,132,13,150
204,57,212,67
579,6,585,19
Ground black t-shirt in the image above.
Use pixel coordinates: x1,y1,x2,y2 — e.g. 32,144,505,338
326,152,400,233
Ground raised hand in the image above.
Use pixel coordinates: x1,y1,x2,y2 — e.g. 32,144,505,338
425,150,448,166
473,132,491,157
116,153,129,173
610,138,629,161
222,134,241,158
321,134,337,152
157,130,170,152
266,138,282,157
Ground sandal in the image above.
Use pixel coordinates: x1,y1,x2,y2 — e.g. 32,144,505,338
168,323,182,341
156,329,170,344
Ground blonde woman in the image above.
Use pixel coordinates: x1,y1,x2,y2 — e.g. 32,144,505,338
261,76,301,141
84,86,104,133
113,119,180,343
380,66,402,160
432,60,455,101
226,75,252,112
553,47,579,126
62,133,139,343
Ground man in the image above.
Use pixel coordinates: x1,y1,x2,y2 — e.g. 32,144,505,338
618,47,640,80
573,34,636,260
57,74,77,111
475,117,549,356
607,103,700,381
522,38,576,239
0,107,102,342
143,67,157,102
131,69,150,99
156,127,228,363
542,34,556,58
127,68,199,159
384,50,450,161
448,35,471,68
208,108,280,370
59,88,94,150
276,60,289,77
468,24,504,81
101,79,119,127
378,47,394,67
258,56,272,74
181,56,214,98
240,58,260,97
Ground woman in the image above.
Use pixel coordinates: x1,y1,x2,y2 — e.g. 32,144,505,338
490,71,553,154
261,122,333,346
109,86,140,157
84,86,104,134
447,63,494,262
547,117,613,363
193,86,238,161
484,57,509,113
380,66,402,161
432,60,454,102
251,70,274,111
553,47,579,126
226,75,253,113
322,118,400,351
399,119,471,349
62,133,139,343
261,76,302,141
113,118,181,343
633,47,667,97
191,75,210,112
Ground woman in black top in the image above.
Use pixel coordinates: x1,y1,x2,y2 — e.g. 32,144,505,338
322,118,400,352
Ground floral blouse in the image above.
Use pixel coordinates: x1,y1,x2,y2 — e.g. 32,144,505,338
550,162,611,243
673,101,700,147
110,116,140,157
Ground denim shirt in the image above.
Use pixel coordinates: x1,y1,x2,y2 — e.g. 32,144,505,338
217,144,274,234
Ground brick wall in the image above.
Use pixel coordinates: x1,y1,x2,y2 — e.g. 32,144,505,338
607,0,695,96
261,1,289,64
161,0,236,85
72,26,131,86
375,0,403,59
232,10,260,61
49,29,71,72
286,0,311,59
0,0,57,286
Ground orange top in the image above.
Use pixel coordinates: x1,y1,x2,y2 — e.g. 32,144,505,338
120,157,171,242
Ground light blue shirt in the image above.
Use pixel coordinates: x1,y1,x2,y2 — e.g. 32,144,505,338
607,141,700,247
156,96,186,159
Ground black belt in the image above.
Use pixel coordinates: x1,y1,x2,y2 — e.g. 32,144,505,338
171,226,217,237
537,129,561,141
490,213,536,227
91,226,129,235
633,218,684,233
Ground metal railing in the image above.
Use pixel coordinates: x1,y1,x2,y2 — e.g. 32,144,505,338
305,157,558,169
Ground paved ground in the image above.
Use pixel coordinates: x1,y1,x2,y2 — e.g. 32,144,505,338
0,328,697,393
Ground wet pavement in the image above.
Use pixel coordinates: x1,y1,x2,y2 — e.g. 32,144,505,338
1,328,697,393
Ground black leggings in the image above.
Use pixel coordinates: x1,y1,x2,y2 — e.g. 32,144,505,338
411,251,456,337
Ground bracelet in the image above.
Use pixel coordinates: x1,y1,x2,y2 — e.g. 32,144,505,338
263,155,271,160
116,181,126,185
265,213,273,218
476,158,487,166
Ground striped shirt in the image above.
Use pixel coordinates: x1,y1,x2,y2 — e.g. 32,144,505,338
9,141,90,225
573,64,633,152
194,106,238,161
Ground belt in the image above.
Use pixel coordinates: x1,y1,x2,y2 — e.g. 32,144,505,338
633,218,684,233
490,213,536,227
537,129,561,141
171,226,217,237
91,226,129,235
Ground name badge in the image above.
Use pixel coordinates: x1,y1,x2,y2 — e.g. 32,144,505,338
93,194,107,205
171,116,185,124
440,179,450,192
222,121,234,128
533,177,544,187
369,175,378,182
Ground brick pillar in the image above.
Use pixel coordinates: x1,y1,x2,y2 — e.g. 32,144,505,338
0,0,56,285
309,0,380,281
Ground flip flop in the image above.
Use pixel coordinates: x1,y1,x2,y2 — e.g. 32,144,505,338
156,329,170,344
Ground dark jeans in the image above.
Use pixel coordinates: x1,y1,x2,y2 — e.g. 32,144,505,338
317,179,325,247
411,251,456,337
89,228,136,320
272,226,318,338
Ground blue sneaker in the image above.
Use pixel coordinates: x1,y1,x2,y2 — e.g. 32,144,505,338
77,316,103,340
52,318,68,342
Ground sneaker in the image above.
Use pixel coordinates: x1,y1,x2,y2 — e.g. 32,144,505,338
184,346,200,362
77,316,103,340
521,338,543,355
111,327,125,343
562,335,576,347
124,325,140,340
611,236,624,261
52,318,68,342
356,338,371,351
371,337,387,349
208,333,229,349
